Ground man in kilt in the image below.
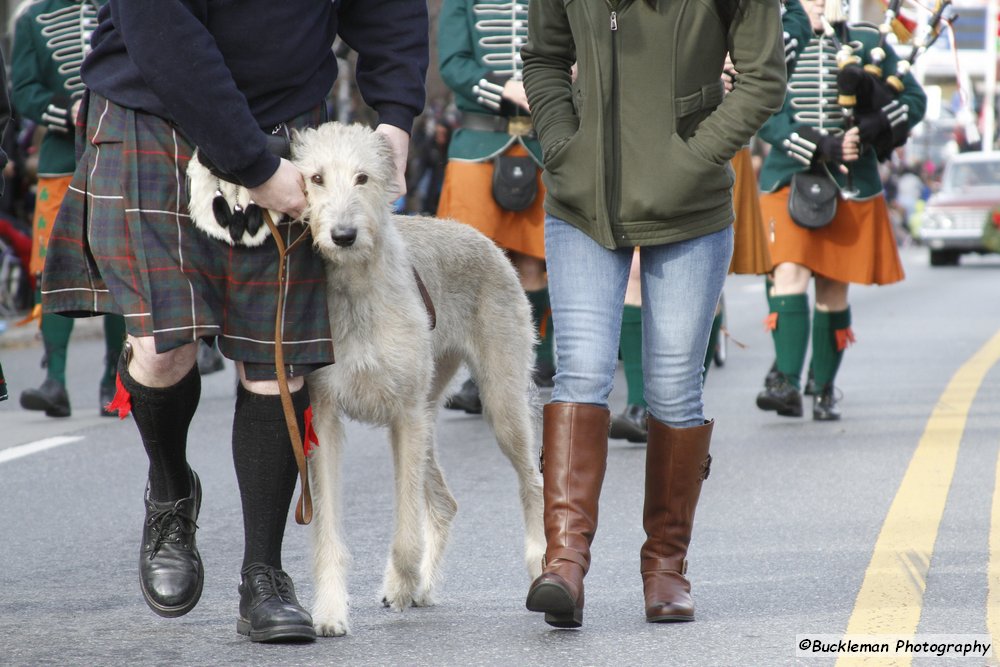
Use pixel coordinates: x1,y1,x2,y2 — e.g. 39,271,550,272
41,0,428,642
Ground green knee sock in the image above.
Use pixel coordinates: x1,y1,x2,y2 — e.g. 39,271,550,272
811,307,852,389
526,288,554,368
703,310,723,380
103,314,127,385
620,305,645,407
41,313,74,385
769,293,810,389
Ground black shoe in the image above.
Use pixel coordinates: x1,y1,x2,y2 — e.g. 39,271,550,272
813,383,841,421
609,404,648,442
764,362,781,391
444,378,482,414
99,377,117,417
532,360,556,388
803,368,816,396
756,376,803,417
238,563,316,643
20,378,71,417
197,340,225,375
140,470,204,618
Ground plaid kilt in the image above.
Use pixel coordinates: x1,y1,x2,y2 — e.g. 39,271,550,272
41,94,334,380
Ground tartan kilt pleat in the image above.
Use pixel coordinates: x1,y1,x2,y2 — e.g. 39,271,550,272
42,94,334,380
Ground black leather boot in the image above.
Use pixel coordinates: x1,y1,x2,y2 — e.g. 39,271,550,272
609,404,648,443
140,470,204,617
803,368,816,396
20,378,71,418
755,376,803,417
813,383,841,421
238,563,316,642
444,378,482,414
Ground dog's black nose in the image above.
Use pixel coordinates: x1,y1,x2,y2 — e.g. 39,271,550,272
332,229,357,247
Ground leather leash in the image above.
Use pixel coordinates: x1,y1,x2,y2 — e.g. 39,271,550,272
260,211,436,526
261,210,315,525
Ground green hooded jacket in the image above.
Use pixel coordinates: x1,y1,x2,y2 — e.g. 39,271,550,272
522,0,787,249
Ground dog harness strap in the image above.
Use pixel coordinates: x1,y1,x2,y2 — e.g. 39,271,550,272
262,210,315,525
412,267,436,330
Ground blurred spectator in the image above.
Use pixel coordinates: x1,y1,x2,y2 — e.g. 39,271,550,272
10,0,125,417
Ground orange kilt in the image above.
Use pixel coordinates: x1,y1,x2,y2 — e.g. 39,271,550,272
729,147,770,275
29,175,74,276
760,188,904,285
436,143,545,260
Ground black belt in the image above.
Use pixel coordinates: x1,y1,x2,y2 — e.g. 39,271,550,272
460,112,534,138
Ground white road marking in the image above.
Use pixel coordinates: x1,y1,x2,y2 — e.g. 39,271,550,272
0,436,85,464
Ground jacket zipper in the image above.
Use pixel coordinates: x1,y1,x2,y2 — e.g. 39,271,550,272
607,2,621,239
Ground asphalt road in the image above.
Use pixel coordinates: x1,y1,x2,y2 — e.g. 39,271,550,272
1,244,999,666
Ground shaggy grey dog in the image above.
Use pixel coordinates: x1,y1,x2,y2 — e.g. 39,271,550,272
290,123,543,636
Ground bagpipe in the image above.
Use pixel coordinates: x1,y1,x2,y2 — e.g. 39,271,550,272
821,0,958,162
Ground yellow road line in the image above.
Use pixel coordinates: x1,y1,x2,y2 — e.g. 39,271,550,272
988,440,1000,653
837,330,1000,667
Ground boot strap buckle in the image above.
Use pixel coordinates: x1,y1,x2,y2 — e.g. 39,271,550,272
700,454,712,481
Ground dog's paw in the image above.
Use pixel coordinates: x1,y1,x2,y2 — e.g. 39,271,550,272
411,588,436,608
312,596,350,637
314,615,350,637
380,579,416,612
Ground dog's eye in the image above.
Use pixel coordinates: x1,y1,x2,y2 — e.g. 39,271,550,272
354,173,369,186
310,173,324,186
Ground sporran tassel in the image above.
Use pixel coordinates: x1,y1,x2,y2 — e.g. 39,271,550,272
229,203,247,242
245,201,264,236
212,188,232,228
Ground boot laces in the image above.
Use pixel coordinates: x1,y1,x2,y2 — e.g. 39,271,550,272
243,564,294,603
146,505,197,558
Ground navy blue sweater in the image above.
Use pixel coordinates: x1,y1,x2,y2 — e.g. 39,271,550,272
83,0,428,187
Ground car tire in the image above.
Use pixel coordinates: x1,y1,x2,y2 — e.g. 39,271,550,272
929,249,960,267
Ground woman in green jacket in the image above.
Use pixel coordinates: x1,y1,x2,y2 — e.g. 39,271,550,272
522,0,787,628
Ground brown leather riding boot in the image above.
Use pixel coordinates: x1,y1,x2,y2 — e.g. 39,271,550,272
525,402,610,628
641,417,713,622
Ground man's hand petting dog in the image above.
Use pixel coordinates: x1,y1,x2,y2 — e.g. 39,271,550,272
248,158,307,219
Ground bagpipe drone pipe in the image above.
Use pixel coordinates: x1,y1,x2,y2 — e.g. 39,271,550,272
824,0,957,162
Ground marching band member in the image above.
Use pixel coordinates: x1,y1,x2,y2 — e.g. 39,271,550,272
11,0,126,418
438,0,554,415
754,0,926,421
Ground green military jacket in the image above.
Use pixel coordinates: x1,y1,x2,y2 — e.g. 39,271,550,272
758,23,927,198
522,0,786,249
438,0,543,165
12,0,103,176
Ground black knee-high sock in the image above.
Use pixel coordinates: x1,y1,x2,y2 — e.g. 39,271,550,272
118,354,200,502
232,383,309,571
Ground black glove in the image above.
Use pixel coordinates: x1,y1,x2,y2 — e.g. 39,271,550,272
783,126,845,167
41,94,73,134
837,67,908,161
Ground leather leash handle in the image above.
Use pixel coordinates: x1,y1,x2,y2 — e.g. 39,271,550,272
262,210,313,525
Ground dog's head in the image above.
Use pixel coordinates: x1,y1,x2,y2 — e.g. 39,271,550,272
293,123,398,263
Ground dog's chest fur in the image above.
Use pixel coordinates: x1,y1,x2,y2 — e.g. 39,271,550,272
317,261,434,426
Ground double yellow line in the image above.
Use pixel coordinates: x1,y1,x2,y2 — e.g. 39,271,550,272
836,330,1000,666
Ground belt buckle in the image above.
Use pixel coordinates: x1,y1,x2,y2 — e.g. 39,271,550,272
507,116,533,137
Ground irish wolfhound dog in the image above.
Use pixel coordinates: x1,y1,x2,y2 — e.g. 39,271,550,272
293,123,544,636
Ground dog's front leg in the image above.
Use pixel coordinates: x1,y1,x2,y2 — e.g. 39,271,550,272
308,389,351,636
381,410,430,612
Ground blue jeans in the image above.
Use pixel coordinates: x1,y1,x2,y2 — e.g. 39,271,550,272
545,216,733,428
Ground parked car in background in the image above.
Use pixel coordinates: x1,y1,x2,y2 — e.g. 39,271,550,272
918,152,1000,266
